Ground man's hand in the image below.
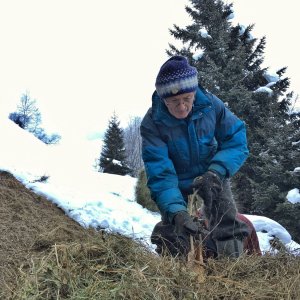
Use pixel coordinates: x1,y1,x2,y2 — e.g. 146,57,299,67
191,171,223,210
173,211,199,255
173,211,199,236
173,211,208,256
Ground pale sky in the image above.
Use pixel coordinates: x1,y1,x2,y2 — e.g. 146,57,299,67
1,0,299,140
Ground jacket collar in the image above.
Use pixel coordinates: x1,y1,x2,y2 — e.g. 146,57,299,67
151,86,212,127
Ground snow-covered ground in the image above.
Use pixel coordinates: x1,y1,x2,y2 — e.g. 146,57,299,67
1,118,299,255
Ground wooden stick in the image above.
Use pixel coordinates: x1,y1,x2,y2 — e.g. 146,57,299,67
187,193,205,283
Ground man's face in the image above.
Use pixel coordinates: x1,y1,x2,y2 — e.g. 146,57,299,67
164,92,195,119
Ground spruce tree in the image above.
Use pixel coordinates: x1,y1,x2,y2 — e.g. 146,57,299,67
99,113,131,176
167,0,300,241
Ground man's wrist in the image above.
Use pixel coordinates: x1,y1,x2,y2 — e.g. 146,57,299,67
208,169,225,180
170,210,187,224
208,163,227,179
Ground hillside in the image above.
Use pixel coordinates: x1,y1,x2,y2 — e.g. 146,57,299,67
0,171,103,299
1,170,300,300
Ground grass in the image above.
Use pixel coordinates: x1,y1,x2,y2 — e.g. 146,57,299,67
11,231,300,300
1,171,299,300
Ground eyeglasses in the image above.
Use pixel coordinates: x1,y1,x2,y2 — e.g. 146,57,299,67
164,96,194,107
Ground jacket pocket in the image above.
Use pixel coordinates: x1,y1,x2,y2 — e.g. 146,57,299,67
198,140,217,160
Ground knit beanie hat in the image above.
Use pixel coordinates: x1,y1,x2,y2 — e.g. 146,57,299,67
155,56,198,99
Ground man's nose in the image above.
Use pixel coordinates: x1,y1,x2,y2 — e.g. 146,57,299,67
177,100,186,107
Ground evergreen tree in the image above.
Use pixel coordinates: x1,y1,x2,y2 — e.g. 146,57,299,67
99,113,131,176
167,0,300,241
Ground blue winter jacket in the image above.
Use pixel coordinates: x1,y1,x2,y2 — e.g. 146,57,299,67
140,87,249,221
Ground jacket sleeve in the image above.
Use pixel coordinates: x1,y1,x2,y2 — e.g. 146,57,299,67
140,111,187,221
208,95,249,178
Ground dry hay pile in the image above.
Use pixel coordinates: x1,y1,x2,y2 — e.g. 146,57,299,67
0,171,103,299
15,234,300,300
1,171,300,299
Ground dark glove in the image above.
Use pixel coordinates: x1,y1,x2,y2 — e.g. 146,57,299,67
191,171,223,210
172,211,201,256
173,211,200,236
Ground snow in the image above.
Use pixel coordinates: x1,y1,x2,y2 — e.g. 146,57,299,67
254,86,273,96
192,49,205,61
237,24,254,41
292,167,300,176
0,117,299,255
193,49,204,60
199,28,212,39
287,188,300,204
264,70,280,83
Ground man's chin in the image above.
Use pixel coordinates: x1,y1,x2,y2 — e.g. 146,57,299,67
175,112,189,119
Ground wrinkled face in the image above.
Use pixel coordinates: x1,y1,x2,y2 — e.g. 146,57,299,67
164,92,195,119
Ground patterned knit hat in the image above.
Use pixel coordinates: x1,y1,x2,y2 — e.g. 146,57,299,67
155,56,198,99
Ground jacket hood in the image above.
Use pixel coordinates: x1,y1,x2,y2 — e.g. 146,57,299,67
151,86,213,127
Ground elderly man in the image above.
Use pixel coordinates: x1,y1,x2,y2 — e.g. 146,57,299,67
141,55,249,258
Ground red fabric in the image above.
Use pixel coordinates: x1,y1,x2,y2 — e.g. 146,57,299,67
196,210,262,256
237,213,262,256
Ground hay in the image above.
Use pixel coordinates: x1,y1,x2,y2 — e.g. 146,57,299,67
0,171,101,299
2,171,300,300
14,234,300,300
